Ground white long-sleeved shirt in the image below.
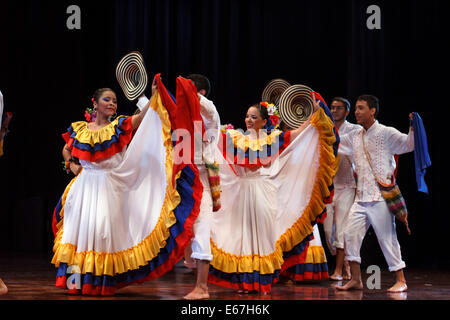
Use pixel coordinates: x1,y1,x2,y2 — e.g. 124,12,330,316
339,120,414,202
334,121,361,189
198,94,221,165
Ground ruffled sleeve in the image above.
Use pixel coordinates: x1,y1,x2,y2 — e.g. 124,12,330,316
62,115,133,162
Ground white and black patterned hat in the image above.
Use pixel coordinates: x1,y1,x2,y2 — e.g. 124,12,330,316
278,84,314,129
115,51,148,101
261,79,291,105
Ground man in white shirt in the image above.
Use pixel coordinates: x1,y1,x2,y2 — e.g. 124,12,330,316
183,74,221,300
135,75,220,299
324,97,360,281
336,95,414,293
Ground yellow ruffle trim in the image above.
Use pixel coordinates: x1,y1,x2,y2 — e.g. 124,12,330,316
226,129,283,151
306,245,327,264
52,92,183,277
70,115,129,147
210,108,337,275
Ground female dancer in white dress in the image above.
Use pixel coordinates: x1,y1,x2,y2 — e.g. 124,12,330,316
51,77,203,295
208,93,338,293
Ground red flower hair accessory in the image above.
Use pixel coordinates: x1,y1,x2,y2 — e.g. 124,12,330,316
84,107,96,122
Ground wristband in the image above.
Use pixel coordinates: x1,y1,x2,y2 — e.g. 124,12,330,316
62,158,74,174
136,95,150,111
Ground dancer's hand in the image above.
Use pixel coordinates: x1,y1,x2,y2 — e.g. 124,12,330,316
313,97,320,112
151,76,157,96
70,162,82,175
409,113,414,131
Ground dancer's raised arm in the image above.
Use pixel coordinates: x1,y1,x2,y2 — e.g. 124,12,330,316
131,77,157,129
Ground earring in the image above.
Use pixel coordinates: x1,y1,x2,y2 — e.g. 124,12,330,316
109,113,117,122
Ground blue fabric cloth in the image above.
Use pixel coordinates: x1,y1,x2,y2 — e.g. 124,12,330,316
412,113,431,194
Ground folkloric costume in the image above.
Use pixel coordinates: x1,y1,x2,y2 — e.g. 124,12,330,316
189,94,221,262
323,120,361,256
207,89,339,293
181,93,222,266
150,74,223,268
51,75,204,295
339,120,414,271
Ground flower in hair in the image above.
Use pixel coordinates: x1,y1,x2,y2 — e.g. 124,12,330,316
260,101,280,129
84,107,97,122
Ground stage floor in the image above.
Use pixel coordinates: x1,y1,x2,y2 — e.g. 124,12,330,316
1,253,449,300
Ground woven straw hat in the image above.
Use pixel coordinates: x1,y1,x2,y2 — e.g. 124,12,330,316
278,84,314,129
116,51,148,100
261,79,291,105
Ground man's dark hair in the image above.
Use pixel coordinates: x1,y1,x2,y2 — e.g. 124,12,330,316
357,94,379,118
332,97,351,111
187,74,211,98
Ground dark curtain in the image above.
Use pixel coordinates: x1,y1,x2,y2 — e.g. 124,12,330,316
0,0,448,268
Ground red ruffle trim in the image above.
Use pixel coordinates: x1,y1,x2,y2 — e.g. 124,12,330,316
281,242,310,272
284,271,329,282
56,276,117,296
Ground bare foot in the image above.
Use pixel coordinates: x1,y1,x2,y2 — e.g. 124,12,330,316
184,287,210,300
387,281,407,293
336,279,363,291
0,278,8,295
343,262,352,280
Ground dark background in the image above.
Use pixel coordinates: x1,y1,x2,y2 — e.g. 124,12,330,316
0,0,447,271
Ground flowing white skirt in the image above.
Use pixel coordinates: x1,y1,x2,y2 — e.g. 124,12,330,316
209,112,335,291
52,93,199,295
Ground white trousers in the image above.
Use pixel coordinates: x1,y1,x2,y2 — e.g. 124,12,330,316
324,187,356,255
344,201,406,272
190,168,214,262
